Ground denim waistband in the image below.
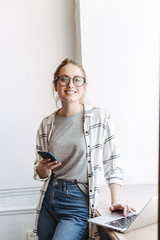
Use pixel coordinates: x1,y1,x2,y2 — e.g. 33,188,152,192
49,177,79,189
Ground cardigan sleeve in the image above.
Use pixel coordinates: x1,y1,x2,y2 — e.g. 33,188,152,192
102,114,123,186
33,120,52,181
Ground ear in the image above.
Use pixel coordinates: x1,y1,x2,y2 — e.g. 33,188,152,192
54,82,58,92
80,83,87,104
83,83,87,92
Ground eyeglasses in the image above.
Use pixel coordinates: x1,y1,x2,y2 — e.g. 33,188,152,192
56,75,86,87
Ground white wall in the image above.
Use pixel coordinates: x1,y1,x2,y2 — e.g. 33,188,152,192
0,1,76,239
0,187,40,240
0,0,76,189
79,0,159,185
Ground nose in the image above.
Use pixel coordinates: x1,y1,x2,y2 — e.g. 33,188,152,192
67,78,74,87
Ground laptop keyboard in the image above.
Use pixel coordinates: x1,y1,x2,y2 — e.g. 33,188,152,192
106,214,138,229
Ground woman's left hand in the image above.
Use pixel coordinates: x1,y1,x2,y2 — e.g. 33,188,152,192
109,203,136,216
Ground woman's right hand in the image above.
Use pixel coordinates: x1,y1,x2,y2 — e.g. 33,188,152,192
36,158,61,179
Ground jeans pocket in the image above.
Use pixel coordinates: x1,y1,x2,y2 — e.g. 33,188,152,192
66,187,88,201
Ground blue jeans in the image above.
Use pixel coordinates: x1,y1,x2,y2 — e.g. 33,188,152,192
38,178,89,240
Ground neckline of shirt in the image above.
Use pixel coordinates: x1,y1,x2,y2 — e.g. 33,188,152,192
56,110,84,120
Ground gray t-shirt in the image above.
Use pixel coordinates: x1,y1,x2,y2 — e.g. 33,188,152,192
49,110,88,185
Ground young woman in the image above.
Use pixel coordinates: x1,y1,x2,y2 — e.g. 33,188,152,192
33,58,135,240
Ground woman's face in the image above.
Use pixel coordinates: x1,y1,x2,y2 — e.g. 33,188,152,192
55,64,86,105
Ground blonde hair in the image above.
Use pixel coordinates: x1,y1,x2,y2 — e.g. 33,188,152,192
53,58,87,108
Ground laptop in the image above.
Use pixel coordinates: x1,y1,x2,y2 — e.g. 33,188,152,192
88,196,158,233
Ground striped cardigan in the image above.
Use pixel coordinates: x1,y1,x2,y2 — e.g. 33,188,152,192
33,104,123,239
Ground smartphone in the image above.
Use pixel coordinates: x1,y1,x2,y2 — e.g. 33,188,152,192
38,151,60,164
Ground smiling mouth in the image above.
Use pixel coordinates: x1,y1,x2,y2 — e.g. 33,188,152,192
64,90,76,94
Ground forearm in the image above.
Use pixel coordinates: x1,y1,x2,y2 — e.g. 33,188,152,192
109,183,122,204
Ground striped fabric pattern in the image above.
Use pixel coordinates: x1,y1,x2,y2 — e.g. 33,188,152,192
33,104,123,240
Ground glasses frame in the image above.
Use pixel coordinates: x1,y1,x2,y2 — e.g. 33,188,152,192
56,75,86,87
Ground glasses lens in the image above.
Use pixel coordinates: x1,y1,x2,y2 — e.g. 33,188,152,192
73,77,85,87
58,76,69,86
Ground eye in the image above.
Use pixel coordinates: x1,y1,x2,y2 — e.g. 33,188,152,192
74,77,82,82
59,76,69,82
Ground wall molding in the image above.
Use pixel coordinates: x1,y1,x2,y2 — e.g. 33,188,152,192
0,186,41,197
0,207,36,216
0,186,41,216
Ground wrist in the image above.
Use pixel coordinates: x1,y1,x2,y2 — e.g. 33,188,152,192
110,183,122,205
36,164,49,179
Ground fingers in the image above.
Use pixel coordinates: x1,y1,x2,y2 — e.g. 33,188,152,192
121,205,136,216
109,205,115,212
40,158,61,169
123,206,127,216
109,204,121,213
48,162,61,170
110,203,136,216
